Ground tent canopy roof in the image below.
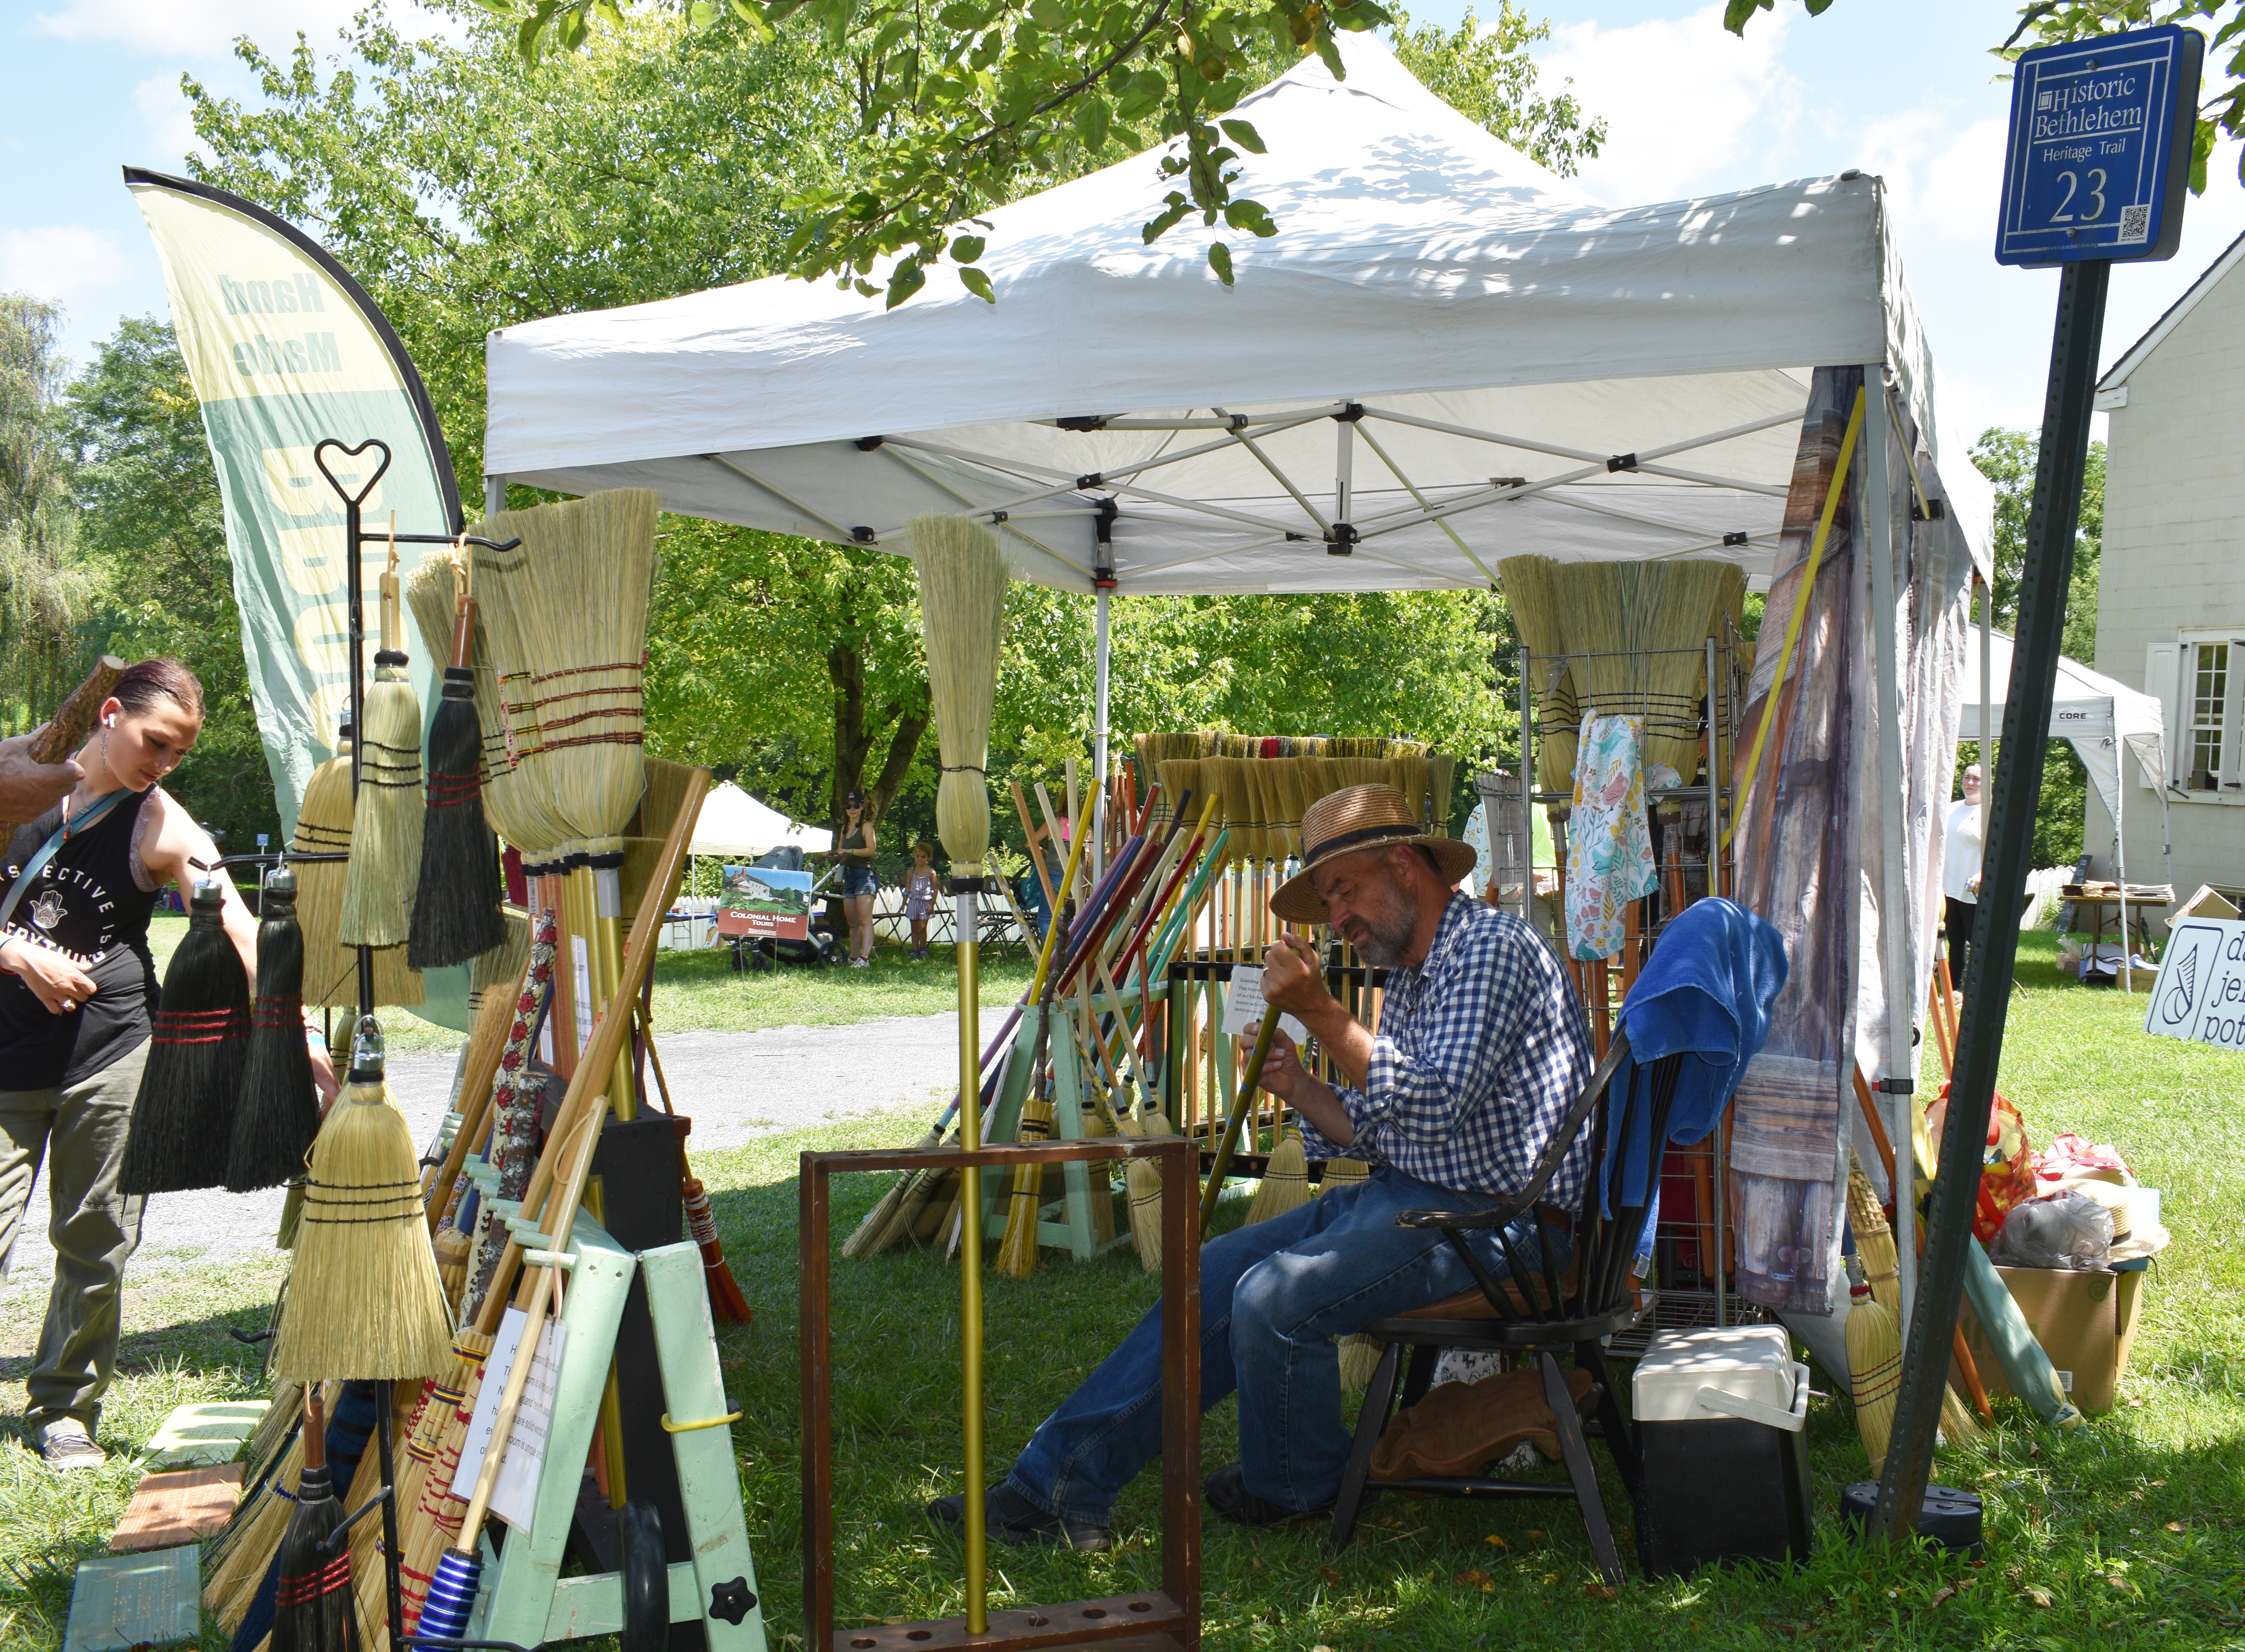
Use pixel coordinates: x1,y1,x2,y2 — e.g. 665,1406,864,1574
688,782,832,857
1957,627,2168,800
485,35,1991,595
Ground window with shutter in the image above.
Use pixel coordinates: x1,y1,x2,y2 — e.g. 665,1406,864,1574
2180,636,2245,795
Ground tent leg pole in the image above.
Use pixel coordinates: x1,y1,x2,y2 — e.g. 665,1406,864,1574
485,474,504,516
1094,588,1110,884
1866,364,1916,1337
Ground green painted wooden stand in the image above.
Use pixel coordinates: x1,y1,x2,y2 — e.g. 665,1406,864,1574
448,1170,767,1650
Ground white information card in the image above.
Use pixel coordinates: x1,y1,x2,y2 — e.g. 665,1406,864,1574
450,1305,569,1531
1220,965,1308,1044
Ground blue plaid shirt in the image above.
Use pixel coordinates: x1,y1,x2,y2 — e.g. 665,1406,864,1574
1298,895,1596,1206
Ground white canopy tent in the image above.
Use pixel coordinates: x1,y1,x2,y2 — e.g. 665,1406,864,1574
689,782,833,857
484,32,1993,1324
1957,627,2173,916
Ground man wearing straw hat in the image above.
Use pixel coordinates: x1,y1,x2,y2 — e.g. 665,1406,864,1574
933,784,1595,1547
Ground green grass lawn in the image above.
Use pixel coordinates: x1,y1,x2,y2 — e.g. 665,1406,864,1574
3,931,2238,1650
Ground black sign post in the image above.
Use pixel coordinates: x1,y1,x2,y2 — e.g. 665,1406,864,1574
1874,24,2200,1541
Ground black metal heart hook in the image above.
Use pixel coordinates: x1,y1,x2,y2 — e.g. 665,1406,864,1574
313,436,393,508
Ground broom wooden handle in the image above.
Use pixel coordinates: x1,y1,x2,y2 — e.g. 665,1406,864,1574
454,1106,599,1545
473,767,711,1336
24,656,124,769
424,975,529,1234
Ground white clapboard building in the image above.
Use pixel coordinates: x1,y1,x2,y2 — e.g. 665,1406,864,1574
2093,230,2245,906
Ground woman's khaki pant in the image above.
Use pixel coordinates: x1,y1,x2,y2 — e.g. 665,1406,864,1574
0,1039,149,1433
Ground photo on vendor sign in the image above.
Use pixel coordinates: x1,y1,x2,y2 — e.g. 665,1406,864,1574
716,862,812,941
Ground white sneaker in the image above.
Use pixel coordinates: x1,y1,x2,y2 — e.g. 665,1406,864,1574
38,1418,105,1471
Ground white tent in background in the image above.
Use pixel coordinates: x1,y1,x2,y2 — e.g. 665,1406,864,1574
1957,627,2173,897
688,782,832,858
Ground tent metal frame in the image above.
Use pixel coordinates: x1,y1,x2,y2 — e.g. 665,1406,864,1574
849,399,1801,582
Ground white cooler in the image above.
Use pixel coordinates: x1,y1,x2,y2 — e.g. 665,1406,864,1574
1630,1326,1812,1575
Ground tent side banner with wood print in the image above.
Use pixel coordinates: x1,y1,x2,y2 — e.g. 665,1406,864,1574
125,166,460,839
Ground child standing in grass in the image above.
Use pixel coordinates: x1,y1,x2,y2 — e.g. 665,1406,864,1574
905,844,939,961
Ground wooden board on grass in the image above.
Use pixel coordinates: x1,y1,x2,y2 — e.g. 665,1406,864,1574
62,1546,199,1652
144,1400,265,1468
111,1464,242,1551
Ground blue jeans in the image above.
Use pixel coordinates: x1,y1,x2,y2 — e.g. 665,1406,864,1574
1006,1164,1570,1520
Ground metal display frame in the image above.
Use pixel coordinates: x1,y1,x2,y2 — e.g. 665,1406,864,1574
800,1135,1201,1652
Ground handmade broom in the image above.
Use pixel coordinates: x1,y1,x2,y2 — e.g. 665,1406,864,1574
340,538,424,949
1497,557,1579,797
119,874,248,1196
1843,1256,1900,1472
904,511,1009,1630
1244,1125,1311,1225
270,1017,454,1384
409,545,506,970
226,864,320,1193
271,1387,350,1652
295,740,424,1012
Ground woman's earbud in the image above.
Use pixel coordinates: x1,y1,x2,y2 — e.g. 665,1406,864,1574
103,714,115,729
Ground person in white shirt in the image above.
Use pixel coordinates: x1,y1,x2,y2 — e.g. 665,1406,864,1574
1942,764,1984,990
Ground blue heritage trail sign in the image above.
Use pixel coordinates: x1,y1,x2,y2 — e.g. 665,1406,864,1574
1996,24,2203,266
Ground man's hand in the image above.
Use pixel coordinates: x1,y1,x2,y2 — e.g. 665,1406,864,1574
0,734,81,824
1253,1028,1354,1147
1261,931,1327,1018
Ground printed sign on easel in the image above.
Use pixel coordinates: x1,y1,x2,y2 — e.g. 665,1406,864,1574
451,1306,569,1531
2143,917,2245,1051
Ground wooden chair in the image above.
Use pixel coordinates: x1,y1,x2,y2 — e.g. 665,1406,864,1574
1327,1031,1680,1584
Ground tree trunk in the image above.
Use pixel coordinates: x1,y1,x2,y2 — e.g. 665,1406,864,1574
826,639,929,828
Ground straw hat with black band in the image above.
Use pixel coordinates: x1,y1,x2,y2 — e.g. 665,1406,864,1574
1270,784,1476,924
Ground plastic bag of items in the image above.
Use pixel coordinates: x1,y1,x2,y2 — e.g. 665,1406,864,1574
1990,1189,2114,1271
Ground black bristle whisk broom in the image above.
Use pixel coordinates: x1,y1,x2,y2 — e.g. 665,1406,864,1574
273,1386,354,1652
227,863,319,1192
409,545,505,970
120,871,249,1195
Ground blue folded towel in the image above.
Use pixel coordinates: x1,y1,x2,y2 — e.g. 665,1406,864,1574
1601,897,1788,1220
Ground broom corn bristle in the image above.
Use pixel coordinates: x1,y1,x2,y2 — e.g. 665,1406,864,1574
907,515,1009,870
295,749,425,1009
1244,1125,1311,1225
995,1086,1052,1278
271,1023,454,1382
469,512,578,861
227,867,320,1193
518,490,657,859
1338,1333,1386,1392
121,877,247,1195
340,654,425,948
1845,1264,1901,1472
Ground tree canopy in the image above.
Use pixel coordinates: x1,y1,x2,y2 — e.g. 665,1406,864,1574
482,0,1604,303
170,4,1581,842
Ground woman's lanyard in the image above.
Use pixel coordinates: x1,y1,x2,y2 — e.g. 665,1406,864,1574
0,788,134,934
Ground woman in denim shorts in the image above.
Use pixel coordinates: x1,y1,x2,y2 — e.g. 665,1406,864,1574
830,791,879,966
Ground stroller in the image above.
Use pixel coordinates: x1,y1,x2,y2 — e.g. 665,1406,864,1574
731,846,844,971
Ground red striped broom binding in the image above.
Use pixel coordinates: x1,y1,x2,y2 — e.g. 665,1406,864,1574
120,875,250,1195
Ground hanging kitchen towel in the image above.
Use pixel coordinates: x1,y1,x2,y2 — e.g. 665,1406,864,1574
1566,712,1657,960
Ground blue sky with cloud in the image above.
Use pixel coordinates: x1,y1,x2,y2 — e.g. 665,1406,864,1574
7,0,2243,443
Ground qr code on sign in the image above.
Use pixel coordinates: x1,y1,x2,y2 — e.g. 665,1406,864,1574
2120,204,2152,243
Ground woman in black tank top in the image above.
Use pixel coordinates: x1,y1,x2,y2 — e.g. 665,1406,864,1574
0,659,336,1468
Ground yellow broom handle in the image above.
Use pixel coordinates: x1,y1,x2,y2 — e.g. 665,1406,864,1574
1723,387,1864,849
456,1106,600,1544
478,769,710,1332
1029,790,1096,1004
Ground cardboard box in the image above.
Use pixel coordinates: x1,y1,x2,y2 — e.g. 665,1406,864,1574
2168,883,2240,928
1959,1265,2143,1413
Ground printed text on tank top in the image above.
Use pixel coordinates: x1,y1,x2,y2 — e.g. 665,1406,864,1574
0,789,160,969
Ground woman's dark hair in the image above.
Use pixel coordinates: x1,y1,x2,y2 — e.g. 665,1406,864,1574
113,657,205,721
